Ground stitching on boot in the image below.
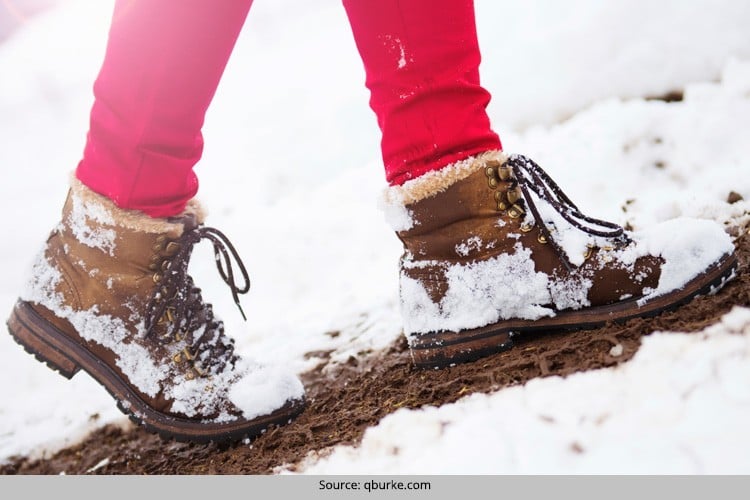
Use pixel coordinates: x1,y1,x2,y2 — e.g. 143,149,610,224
57,263,82,311
44,229,84,309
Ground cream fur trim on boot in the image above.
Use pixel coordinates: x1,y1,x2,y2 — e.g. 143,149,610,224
70,175,207,235
381,150,507,231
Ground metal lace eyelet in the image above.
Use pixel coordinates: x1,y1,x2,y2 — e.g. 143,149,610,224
498,165,513,181
507,187,522,204
165,242,181,255
520,223,534,233
173,352,183,363
185,370,195,381
495,187,509,211
508,204,524,218
583,245,594,260
152,273,162,284
537,234,548,244
485,166,499,189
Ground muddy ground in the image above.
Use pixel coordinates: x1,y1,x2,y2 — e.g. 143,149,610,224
2,233,748,475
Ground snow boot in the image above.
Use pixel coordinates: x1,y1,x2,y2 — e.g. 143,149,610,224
6,179,305,443
386,151,738,368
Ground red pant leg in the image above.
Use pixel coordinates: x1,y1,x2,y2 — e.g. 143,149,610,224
76,0,253,218
343,0,501,185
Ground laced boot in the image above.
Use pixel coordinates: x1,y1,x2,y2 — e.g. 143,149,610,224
7,179,305,442
386,151,738,368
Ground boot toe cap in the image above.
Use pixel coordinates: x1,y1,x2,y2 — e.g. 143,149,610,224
227,359,306,421
627,217,735,298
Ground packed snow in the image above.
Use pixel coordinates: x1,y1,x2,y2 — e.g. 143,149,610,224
294,307,750,474
0,0,749,472
401,244,555,334
66,185,117,255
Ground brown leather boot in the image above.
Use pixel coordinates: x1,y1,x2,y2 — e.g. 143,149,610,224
386,151,738,368
7,179,305,442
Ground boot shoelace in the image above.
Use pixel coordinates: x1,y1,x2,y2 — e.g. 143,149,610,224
504,154,630,271
145,224,251,376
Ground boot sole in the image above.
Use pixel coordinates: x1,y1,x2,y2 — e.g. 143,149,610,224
409,252,739,369
7,301,305,444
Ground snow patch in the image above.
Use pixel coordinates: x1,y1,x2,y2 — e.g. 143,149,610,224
21,252,168,397
548,274,592,311
86,457,110,473
455,236,483,257
66,192,116,256
400,244,555,335
615,218,735,302
379,190,415,231
382,34,410,70
227,359,304,421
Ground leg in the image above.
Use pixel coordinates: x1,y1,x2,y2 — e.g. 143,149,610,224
77,0,253,217
343,0,501,185
344,0,737,368
9,0,306,442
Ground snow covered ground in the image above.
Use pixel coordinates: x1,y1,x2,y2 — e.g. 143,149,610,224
297,308,750,474
0,0,749,472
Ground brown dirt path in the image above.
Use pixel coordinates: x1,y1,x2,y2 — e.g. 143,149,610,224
2,234,748,475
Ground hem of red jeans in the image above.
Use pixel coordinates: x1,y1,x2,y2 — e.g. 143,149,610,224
74,165,189,220
386,143,503,186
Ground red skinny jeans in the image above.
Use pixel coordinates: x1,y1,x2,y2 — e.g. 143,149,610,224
76,0,501,218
